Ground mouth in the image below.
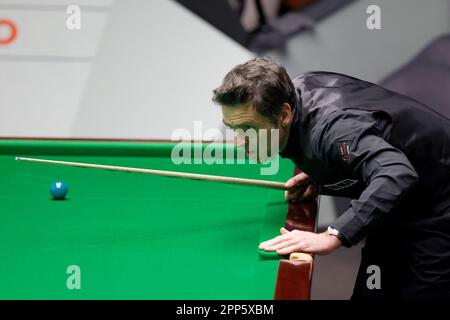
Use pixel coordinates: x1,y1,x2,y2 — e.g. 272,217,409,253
246,151,258,160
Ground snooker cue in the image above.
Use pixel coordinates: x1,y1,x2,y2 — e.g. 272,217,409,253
15,157,289,190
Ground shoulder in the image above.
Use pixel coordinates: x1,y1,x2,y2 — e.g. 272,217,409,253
309,109,380,167
291,71,366,90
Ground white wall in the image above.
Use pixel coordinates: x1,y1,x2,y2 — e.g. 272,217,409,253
0,0,253,138
0,0,110,137
71,0,253,139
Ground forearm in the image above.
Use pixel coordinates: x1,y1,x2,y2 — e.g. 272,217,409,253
333,161,419,246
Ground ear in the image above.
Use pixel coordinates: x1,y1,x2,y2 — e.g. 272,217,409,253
280,103,293,127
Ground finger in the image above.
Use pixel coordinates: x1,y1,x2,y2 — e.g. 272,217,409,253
302,184,317,200
287,184,307,196
280,227,289,235
277,244,305,255
285,188,305,201
286,178,304,189
263,239,299,252
259,236,284,249
259,234,292,249
285,173,309,188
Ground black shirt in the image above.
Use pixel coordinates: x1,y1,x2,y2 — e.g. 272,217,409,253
280,71,450,247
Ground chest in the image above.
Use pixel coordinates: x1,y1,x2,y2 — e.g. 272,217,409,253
291,156,365,198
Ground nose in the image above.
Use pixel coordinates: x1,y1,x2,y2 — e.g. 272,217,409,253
234,133,245,147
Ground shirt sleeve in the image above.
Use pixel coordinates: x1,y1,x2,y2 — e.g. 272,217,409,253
313,110,419,247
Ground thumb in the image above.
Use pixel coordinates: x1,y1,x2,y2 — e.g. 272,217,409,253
280,227,289,235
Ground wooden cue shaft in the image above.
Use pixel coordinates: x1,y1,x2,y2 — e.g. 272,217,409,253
15,157,288,190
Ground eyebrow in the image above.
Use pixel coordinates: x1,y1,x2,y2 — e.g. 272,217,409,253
222,120,253,129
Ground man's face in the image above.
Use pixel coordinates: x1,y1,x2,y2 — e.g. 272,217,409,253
221,103,288,162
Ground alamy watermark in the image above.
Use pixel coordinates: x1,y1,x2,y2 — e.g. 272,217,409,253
170,121,280,176
66,265,81,290
366,5,382,30
66,5,81,30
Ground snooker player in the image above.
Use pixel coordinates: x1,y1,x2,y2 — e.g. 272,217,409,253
212,58,450,299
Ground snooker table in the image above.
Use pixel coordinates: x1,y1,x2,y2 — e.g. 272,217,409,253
0,139,317,299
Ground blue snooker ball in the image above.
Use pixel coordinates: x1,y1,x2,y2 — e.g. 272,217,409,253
50,181,68,200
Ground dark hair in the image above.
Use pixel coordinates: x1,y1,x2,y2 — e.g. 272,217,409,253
212,57,297,123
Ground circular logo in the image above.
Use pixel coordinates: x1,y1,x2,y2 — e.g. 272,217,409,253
0,19,17,45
